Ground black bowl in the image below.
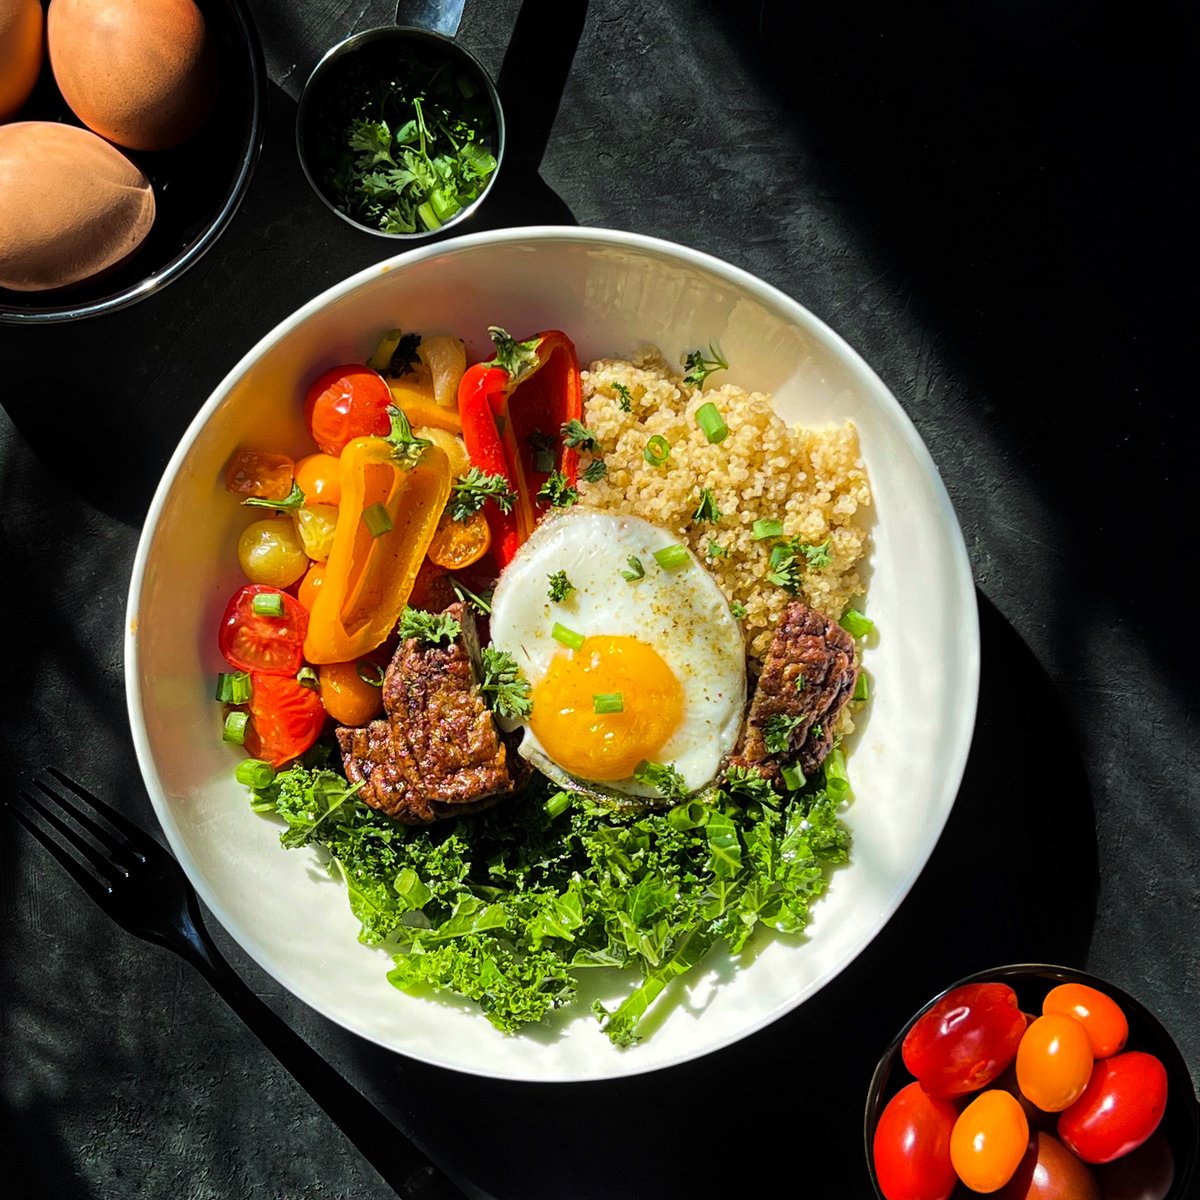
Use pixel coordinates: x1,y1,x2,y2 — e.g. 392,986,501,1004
0,0,266,325
864,964,1199,1200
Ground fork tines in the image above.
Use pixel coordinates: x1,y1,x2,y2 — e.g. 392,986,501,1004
7,768,146,900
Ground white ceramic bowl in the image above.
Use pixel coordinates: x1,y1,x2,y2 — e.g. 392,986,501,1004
126,226,979,1082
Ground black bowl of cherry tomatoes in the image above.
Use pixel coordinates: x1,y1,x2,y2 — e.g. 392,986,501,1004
865,964,1198,1200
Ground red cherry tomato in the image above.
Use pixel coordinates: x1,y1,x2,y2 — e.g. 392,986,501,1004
950,1088,1030,1193
304,364,392,456
1057,1051,1168,1164
1042,984,1128,1059
1016,1014,1095,1113
244,673,326,767
872,1081,959,1200
902,982,1027,1097
996,1131,1101,1200
218,585,308,676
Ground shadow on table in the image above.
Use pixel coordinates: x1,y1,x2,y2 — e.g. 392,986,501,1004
325,587,1097,1200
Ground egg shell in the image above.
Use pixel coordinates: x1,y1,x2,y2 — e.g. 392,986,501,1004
0,0,44,121
48,0,217,151
0,121,155,291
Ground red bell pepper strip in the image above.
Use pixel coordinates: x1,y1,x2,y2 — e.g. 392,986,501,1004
457,327,582,567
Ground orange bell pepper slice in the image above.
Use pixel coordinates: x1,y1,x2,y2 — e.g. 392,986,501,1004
303,422,451,664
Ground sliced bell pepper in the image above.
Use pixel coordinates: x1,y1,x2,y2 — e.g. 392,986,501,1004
303,425,451,664
457,326,582,568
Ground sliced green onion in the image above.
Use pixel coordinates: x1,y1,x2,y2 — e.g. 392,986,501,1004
752,518,784,540
222,711,249,745
215,671,252,704
780,763,805,792
362,502,393,538
593,692,624,714
841,607,875,638
552,622,585,651
357,659,386,688
853,671,869,702
296,666,319,691
643,434,671,466
695,401,729,444
235,758,276,788
653,543,690,570
251,592,284,617
544,790,571,819
621,555,645,582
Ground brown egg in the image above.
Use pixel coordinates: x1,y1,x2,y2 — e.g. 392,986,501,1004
0,121,155,291
47,0,217,151
0,0,44,120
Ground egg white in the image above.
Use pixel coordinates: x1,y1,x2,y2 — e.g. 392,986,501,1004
488,508,746,799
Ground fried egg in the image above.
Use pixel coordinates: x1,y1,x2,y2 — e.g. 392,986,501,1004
489,508,746,802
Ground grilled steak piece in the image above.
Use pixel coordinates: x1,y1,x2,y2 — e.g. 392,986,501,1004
728,599,858,784
336,602,519,823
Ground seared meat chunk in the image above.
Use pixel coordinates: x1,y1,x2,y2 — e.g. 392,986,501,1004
728,599,858,784
336,602,519,823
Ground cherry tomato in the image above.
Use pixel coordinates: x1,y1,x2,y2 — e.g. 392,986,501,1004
296,562,326,612
1042,984,1128,1060
304,364,392,456
1016,1015,1094,1112
244,673,326,767
218,585,308,675
994,1062,1056,1131
292,504,338,562
872,1081,959,1200
224,447,294,499
902,982,1027,1097
1057,1051,1168,1164
294,452,344,507
950,1089,1030,1193
319,658,386,727
996,1131,1101,1200
1094,1128,1175,1200
237,517,309,587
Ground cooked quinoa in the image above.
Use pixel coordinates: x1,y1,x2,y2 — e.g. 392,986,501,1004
576,346,872,666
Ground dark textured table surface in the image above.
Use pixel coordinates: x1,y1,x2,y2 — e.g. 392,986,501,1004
3,1,1197,1197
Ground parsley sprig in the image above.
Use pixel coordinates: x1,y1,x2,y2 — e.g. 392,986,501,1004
398,607,461,645
682,343,729,387
450,468,516,521
479,647,532,719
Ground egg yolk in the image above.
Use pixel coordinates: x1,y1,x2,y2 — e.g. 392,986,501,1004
529,635,685,781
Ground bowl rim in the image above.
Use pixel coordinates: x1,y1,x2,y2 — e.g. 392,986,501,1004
125,224,982,1080
0,0,268,327
293,23,506,241
863,961,1200,1199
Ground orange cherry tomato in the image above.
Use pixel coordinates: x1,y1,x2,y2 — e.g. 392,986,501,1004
426,506,490,570
1017,1015,1095,1113
318,659,386,727
296,562,326,611
1042,984,1128,1060
294,452,343,507
951,1089,1030,1194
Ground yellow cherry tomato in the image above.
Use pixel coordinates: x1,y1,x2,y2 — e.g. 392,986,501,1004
950,1089,1029,1193
319,659,386,727
1016,1014,1094,1112
292,503,339,561
237,517,308,587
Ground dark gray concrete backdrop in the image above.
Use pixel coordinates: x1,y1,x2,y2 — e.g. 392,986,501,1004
2,1,1196,1198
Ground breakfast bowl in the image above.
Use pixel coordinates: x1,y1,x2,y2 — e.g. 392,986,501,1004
0,0,266,325
865,963,1199,1200
125,225,980,1082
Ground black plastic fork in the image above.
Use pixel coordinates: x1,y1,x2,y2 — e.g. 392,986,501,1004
6,767,472,1200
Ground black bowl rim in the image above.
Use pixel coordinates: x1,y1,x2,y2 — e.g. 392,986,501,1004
293,23,506,241
0,0,268,327
863,962,1199,1200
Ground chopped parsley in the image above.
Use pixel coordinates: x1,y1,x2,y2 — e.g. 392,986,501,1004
537,470,578,508
580,458,607,483
762,713,805,755
479,647,532,719
398,607,461,645
692,488,722,524
621,555,645,582
767,537,832,593
560,419,599,451
547,571,574,602
633,760,688,802
612,382,634,412
682,343,729,387
450,468,516,521
731,601,747,620
706,540,729,559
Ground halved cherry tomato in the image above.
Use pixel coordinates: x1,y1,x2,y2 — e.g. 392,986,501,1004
427,507,490,569
1016,1014,1095,1113
244,673,326,767
304,364,392,456
319,658,386,726
872,1081,959,1200
1042,984,1128,1060
951,1089,1030,1193
224,448,294,499
294,452,343,507
1057,1051,1168,1164
902,982,1027,1097
218,584,308,675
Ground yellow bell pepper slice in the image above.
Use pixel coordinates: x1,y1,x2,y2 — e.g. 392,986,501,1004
389,378,463,433
303,435,451,664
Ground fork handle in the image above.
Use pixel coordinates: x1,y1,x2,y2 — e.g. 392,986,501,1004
172,897,472,1200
